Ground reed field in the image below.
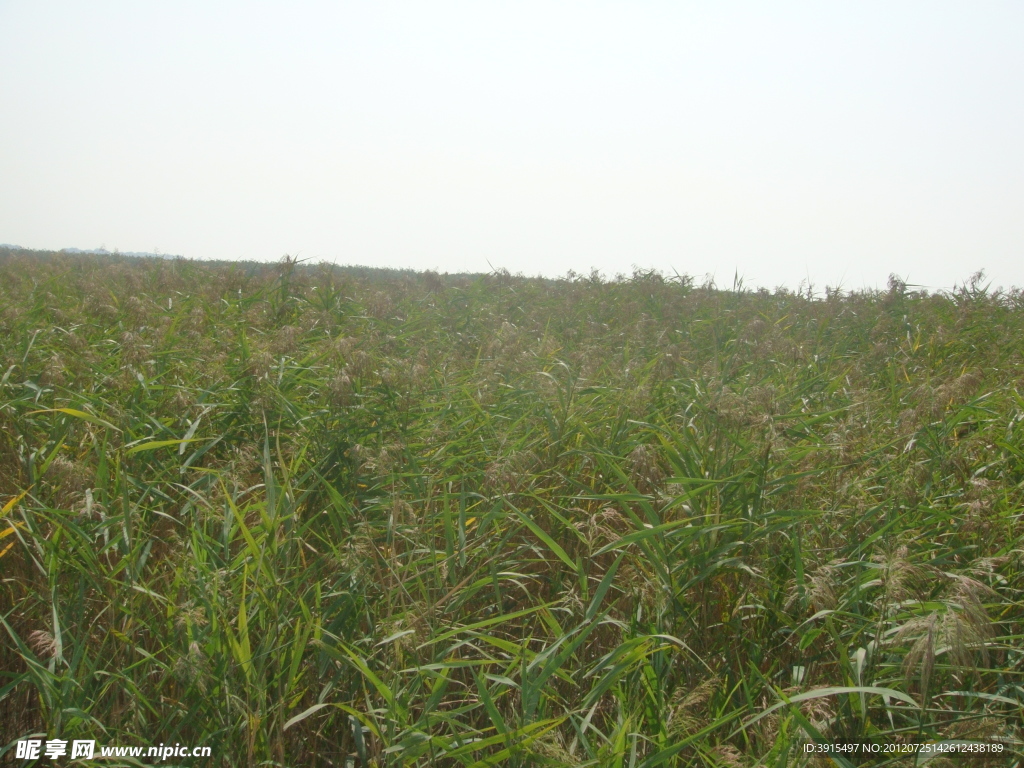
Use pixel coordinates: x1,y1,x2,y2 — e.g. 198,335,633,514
1,247,1022,766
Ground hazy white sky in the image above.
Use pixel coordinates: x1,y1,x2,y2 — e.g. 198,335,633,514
2,2,1023,290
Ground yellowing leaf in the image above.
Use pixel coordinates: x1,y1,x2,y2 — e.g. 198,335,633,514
28,407,121,432
125,438,207,455
2,489,29,515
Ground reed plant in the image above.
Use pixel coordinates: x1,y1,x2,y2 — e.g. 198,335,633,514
1,249,1021,765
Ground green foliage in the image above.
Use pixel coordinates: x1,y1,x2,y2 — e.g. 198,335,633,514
1,249,1022,765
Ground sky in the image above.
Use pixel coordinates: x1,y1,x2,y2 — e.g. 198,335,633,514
2,2,1023,291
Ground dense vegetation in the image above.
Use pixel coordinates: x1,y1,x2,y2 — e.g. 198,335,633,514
1,248,1022,766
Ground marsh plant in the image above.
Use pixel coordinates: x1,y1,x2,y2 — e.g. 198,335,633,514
1,249,1022,766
